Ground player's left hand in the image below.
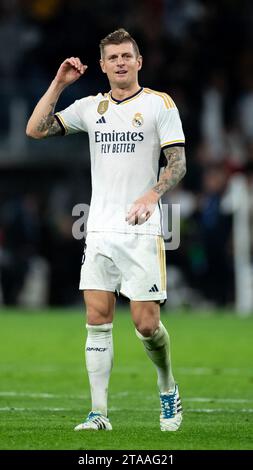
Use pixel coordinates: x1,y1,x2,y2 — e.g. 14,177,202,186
126,190,159,225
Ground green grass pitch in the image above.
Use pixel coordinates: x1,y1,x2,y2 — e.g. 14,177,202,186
0,308,252,450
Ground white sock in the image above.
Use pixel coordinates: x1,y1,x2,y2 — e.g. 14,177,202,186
85,323,113,416
136,321,175,393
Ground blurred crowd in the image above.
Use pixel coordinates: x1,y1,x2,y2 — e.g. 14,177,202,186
1,0,253,307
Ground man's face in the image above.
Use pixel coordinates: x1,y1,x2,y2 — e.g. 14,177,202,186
100,42,142,88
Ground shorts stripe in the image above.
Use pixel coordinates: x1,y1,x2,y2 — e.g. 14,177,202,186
157,237,166,291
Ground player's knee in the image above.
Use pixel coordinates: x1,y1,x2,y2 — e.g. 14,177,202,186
84,294,114,324
136,327,154,337
135,321,158,338
86,307,112,324
131,303,160,337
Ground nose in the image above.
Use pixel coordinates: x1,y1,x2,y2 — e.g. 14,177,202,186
117,55,125,66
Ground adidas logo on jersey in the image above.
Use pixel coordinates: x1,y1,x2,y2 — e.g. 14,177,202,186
96,116,106,124
149,284,159,292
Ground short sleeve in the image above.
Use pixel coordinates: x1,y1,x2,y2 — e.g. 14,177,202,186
55,97,90,135
157,103,185,149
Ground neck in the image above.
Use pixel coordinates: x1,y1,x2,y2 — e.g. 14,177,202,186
110,83,141,101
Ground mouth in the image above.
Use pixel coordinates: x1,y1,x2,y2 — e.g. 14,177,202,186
116,70,127,75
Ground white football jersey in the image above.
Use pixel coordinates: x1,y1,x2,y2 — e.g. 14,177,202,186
56,87,185,235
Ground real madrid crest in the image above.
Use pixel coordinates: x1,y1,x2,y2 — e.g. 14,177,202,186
97,100,109,115
132,113,144,127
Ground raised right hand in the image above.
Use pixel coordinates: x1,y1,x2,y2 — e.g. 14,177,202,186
54,57,87,87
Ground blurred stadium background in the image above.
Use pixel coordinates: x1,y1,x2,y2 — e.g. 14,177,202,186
0,0,253,312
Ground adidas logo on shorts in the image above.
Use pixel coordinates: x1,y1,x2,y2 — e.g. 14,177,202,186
149,284,159,292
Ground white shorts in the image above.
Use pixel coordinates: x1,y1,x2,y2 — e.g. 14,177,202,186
79,232,167,302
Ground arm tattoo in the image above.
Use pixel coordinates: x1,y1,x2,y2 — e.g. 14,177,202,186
153,146,186,197
36,102,62,137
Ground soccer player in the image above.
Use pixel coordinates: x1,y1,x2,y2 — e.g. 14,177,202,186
26,29,186,432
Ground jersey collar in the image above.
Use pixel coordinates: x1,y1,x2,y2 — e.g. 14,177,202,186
109,87,143,105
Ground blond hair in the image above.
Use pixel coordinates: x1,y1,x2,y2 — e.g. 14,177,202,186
100,28,140,58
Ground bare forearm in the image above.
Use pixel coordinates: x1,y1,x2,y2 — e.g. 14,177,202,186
153,146,186,198
26,79,65,139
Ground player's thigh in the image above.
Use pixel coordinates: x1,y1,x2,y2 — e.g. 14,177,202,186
130,300,160,336
83,289,116,325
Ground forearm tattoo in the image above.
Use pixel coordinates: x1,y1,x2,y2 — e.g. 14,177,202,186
36,102,62,137
153,146,186,196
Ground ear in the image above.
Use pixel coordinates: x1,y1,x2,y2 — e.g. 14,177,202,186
100,58,106,74
137,55,143,71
